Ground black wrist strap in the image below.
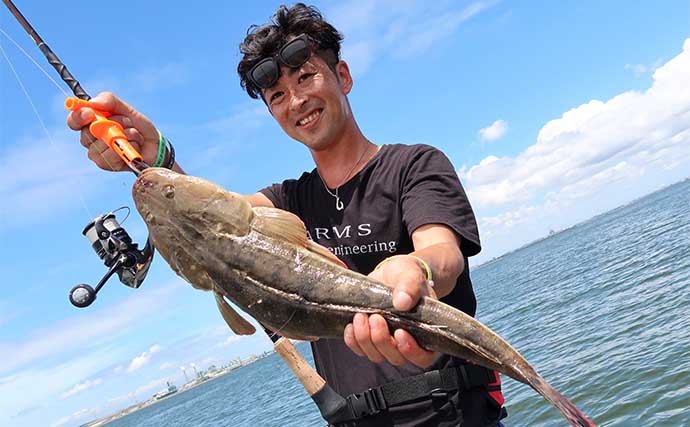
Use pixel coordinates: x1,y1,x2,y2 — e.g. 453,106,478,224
162,138,175,169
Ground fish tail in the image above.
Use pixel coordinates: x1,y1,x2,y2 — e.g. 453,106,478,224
532,377,595,427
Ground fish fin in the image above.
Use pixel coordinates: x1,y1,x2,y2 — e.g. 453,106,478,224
214,290,256,335
532,377,596,427
306,240,348,269
251,207,308,247
251,206,347,269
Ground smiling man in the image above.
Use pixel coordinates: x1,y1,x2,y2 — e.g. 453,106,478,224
67,3,506,426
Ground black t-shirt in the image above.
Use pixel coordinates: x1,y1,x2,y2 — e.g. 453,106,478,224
261,144,496,426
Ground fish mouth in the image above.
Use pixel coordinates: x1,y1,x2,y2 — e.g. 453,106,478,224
132,168,178,222
133,168,177,197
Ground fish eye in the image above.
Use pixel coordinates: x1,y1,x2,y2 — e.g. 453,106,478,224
163,184,175,199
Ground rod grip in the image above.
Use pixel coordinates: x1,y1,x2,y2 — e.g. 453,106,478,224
274,338,326,396
65,98,144,164
39,44,89,100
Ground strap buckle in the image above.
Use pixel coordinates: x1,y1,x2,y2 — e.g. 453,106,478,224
429,387,449,410
346,387,387,418
424,369,450,410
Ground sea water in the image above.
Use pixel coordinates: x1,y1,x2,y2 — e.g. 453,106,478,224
103,180,690,427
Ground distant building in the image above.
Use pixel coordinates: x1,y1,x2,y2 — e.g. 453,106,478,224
153,381,178,400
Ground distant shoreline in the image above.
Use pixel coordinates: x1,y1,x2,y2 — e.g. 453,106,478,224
472,176,690,270
81,352,272,427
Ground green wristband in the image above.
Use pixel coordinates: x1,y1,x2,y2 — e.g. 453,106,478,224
153,130,166,167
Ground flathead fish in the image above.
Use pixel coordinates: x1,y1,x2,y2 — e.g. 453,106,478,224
133,168,595,427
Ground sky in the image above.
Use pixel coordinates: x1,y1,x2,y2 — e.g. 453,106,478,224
1,1,689,426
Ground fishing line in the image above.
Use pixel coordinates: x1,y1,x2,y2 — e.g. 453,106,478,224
268,308,299,342
0,26,134,217
0,40,94,218
0,26,69,97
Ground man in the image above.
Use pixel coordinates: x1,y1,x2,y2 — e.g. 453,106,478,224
67,4,506,426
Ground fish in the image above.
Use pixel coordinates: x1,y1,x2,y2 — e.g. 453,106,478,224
132,167,595,427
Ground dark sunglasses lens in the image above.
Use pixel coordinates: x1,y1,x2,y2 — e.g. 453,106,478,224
280,38,311,67
250,58,279,89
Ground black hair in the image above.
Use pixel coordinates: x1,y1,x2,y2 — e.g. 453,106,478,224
238,3,344,99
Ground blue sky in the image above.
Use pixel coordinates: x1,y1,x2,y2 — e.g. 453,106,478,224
1,1,689,426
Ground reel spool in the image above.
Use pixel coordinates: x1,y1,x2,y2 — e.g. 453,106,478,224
69,207,154,308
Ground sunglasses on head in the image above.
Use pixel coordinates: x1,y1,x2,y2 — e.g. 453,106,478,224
247,34,315,91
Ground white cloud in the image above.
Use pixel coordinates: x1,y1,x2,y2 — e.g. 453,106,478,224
625,63,647,76
463,39,690,209
201,356,222,366
479,119,508,142
50,406,100,427
394,1,495,57
107,392,136,406
0,350,116,427
60,377,103,399
222,335,244,347
0,129,102,229
464,39,690,261
625,58,663,77
326,0,497,75
126,344,162,374
0,281,182,375
159,361,175,371
131,62,190,92
478,205,539,239
50,415,71,427
134,377,170,396
341,40,379,77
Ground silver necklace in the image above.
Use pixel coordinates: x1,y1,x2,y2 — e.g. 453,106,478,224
319,144,371,211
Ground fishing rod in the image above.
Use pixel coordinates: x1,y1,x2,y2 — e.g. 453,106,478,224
3,0,147,175
2,2,360,424
2,0,154,307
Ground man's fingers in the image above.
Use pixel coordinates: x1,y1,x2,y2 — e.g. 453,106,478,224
79,128,96,148
86,143,103,163
369,315,406,366
86,92,135,116
352,313,385,363
87,141,126,171
344,323,365,357
123,127,144,145
108,114,135,130
67,108,95,131
394,329,436,368
427,284,438,300
392,278,423,311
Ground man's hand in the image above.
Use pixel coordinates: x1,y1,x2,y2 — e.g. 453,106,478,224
343,255,438,368
66,92,159,171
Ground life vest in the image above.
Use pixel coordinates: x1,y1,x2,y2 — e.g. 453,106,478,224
487,369,505,407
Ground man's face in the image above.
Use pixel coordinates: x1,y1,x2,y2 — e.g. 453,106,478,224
262,55,353,151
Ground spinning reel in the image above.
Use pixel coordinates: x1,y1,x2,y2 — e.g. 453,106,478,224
69,207,154,308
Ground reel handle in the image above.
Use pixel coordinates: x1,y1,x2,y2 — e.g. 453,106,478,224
69,284,97,308
68,255,127,308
